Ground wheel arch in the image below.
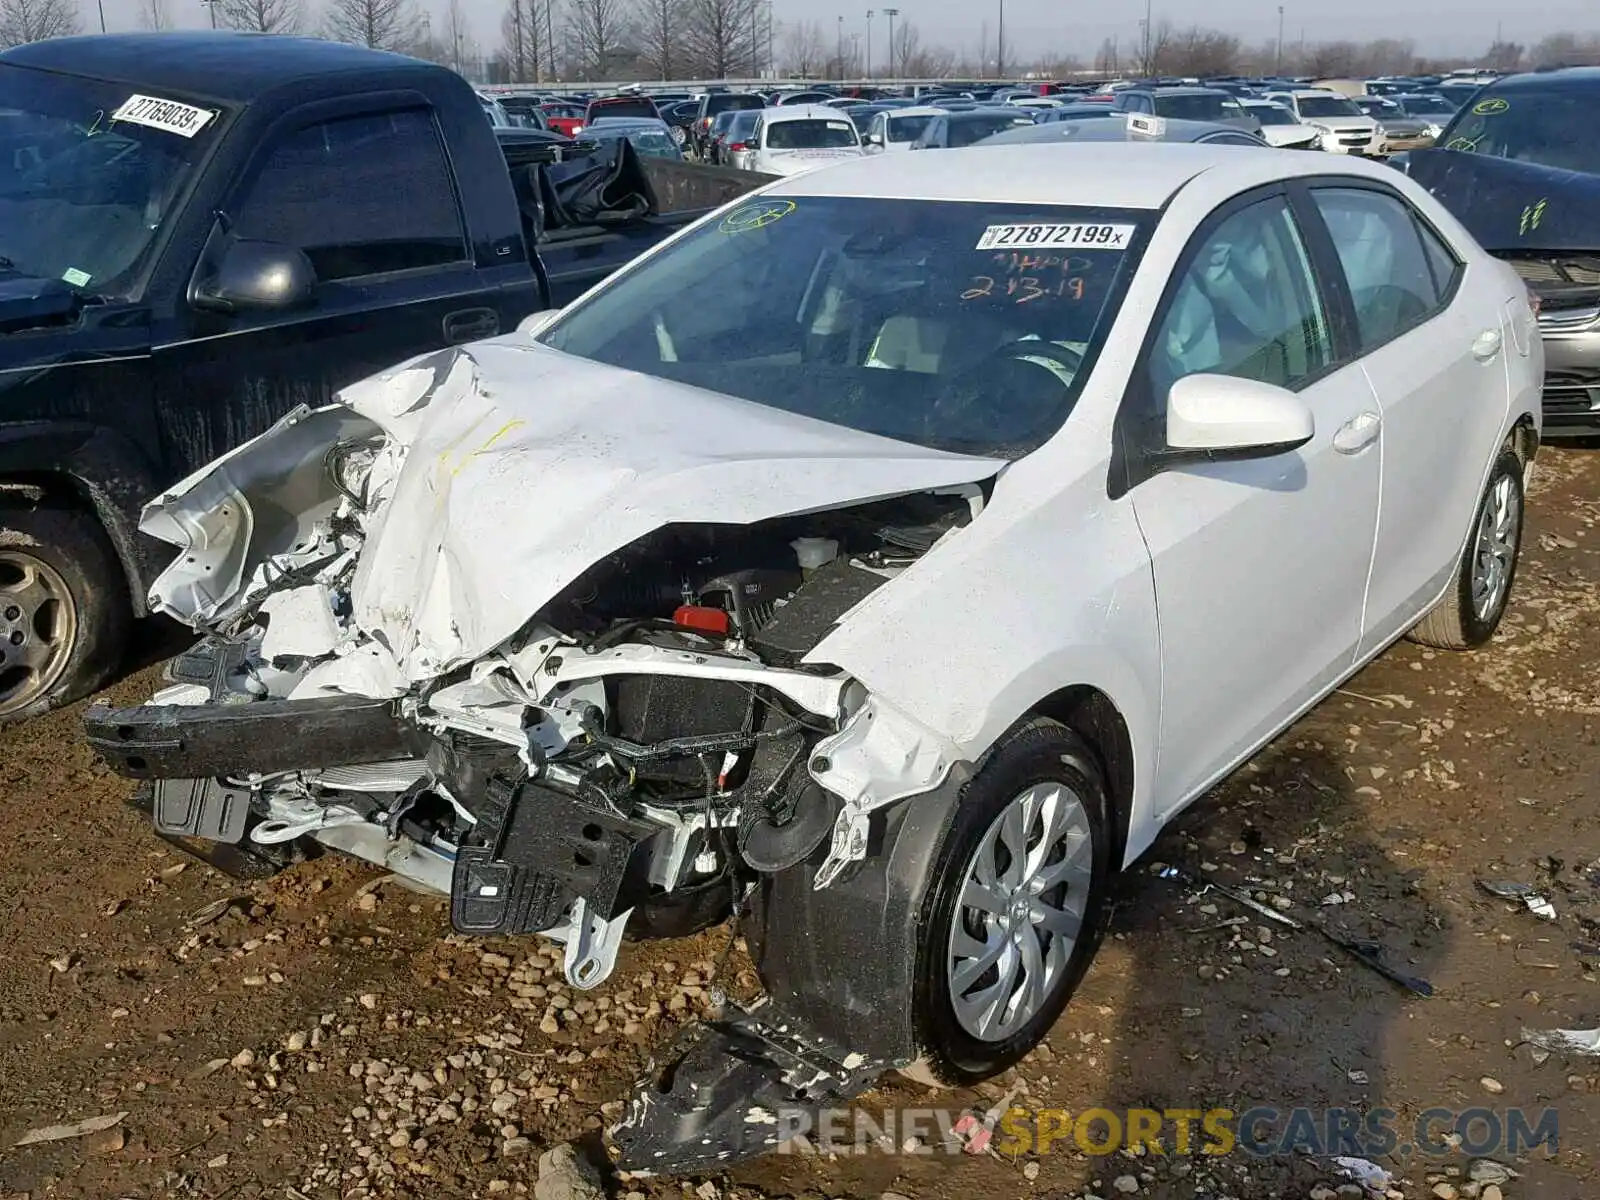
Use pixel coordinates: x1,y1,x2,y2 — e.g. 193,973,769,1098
1026,684,1136,871
0,422,164,618
1507,413,1538,474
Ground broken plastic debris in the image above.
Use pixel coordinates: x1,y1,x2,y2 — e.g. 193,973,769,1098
1332,1155,1393,1195
1477,879,1558,920
1467,1159,1519,1185
1521,1026,1600,1057
10,1111,128,1148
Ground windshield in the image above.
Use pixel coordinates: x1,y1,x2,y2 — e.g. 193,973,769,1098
0,64,219,296
887,113,936,141
590,98,657,120
706,94,764,115
766,118,859,149
541,197,1143,457
1152,93,1239,121
1249,104,1295,126
1295,95,1363,118
1438,87,1600,171
948,114,1034,146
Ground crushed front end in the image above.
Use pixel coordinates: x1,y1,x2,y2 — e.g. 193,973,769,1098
85,341,1004,1170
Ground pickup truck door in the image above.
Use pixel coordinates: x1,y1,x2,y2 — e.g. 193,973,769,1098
151,102,520,477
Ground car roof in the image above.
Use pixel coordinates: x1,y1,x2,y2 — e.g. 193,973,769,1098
1480,67,1600,90
1239,98,1289,107
589,117,668,129
887,105,950,118
1128,85,1229,97
762,142,1288,206
982,116,1263,147
946,106,1031,120
0,31,438,104
762,104,848,121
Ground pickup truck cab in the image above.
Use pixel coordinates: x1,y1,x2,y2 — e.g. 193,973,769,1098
0,33,721,721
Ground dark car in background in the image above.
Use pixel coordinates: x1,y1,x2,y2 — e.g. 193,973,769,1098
691,91,763,157
910,107,1037,149
585,116,683,160
585,94,661,126
1401,68,1600,432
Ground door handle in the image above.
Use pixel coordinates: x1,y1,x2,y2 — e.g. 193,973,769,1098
444,307,500,345
1473,328,1503,361
1333,411,1382,455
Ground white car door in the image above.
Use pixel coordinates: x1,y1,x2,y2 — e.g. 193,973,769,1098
1302,184,1516,653
1122,190,1382,812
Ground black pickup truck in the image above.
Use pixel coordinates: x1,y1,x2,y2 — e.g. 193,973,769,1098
0,32,739,721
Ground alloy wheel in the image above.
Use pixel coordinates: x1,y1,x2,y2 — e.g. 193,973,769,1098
0,548,78,716
946,781,1094,1042
1470,472,1520,622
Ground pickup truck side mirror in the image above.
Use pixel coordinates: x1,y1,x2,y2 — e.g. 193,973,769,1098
193,239,317,315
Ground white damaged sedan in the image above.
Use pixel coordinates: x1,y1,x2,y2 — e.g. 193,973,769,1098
88,144,1541,1169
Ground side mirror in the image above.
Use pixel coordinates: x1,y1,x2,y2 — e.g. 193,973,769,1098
193,239,316,315
865,132,883,145
1166,373,1314,455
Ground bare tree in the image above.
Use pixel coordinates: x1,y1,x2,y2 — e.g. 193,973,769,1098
138,0,171,29
216,0,300,33
1530,31,1596,68
0,0,78,45
1093,35,1120,74
632,0,683,79
1138,17,1172,75
681,0,756,78
500,0,551,81
781,18,825,77
325,0,421,49
889,19,916,76
1163,25,1241,77
1483,38,1524,72
565,0,628,78
440,0,475,70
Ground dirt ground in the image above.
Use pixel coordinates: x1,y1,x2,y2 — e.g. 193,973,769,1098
2,449,1598,1200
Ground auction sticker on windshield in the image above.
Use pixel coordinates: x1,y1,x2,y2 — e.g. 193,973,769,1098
976,223,1135,250
111,94,216,138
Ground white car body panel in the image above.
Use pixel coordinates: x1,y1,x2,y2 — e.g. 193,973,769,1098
865,105,948,154
139,144,1544,875
749,104,865,176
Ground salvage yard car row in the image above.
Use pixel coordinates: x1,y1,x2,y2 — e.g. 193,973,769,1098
0,27,1585,1178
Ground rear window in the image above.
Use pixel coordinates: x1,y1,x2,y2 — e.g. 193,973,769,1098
766,118,859,150
1152,92,1240,121
1250,104,1295,126
948,113,1035,146
706,94,764,115
1295,95,1363,118
888,114,936,141
589,97,659,120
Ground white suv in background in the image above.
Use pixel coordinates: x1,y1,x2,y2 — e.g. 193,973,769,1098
1266,89,1380,154
1239,99,1322,149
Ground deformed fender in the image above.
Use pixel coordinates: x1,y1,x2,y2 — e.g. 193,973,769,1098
0,420,165,615
745,763,969,1066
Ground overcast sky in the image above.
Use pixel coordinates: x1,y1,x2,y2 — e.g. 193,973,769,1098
91,0,1600,64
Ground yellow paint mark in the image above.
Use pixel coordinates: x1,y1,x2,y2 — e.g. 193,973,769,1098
448,417,525,478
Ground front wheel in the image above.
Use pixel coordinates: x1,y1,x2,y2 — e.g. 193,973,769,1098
0,505,130,723
909,718,1112,1085
1408,448,1524,650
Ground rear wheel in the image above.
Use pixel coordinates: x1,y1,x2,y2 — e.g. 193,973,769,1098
1408,449,1524,650
0,505,130,723
909,718,1111,1085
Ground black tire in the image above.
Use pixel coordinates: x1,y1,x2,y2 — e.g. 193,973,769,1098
909,717,1112,1085
0,504,130,724
1408,448,1524,651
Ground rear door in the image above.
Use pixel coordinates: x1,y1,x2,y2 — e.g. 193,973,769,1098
1297,182,1511,652
152,102,511,475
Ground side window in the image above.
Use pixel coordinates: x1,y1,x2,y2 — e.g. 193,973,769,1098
1310,187,1443,349
1150,195,1334,399
1416,216,1463,299
232,109,467,284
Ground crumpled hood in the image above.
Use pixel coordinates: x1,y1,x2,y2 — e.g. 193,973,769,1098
160,337,1004,684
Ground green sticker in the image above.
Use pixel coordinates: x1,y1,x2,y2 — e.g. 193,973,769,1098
1473,97,1509,116
61,267,91,287
1520,197,1548,236
720,199,796,233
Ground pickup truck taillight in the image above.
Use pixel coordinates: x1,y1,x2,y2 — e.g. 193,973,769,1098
728,141,748,151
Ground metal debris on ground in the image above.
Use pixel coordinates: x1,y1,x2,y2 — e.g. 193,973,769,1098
7,1111,128,1149
1467,1158,1519,1185
1174,869,1434,996
1521,1025,1600,1056
1478,878,1558,920
1332,1154,1394,1196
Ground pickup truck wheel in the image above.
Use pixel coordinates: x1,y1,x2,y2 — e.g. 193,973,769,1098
0,506,130,723
1408,449,1524,650
910,718,1111,1085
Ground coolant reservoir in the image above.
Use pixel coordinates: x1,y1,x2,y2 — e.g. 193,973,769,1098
791,537,840,575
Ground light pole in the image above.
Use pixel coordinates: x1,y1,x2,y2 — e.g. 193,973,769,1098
1275,5,1285,74
837,15,844,82
866,9,873,80
1141,0,1152,74
96,0,106,29
882,6,898,78
996,0,1004,80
